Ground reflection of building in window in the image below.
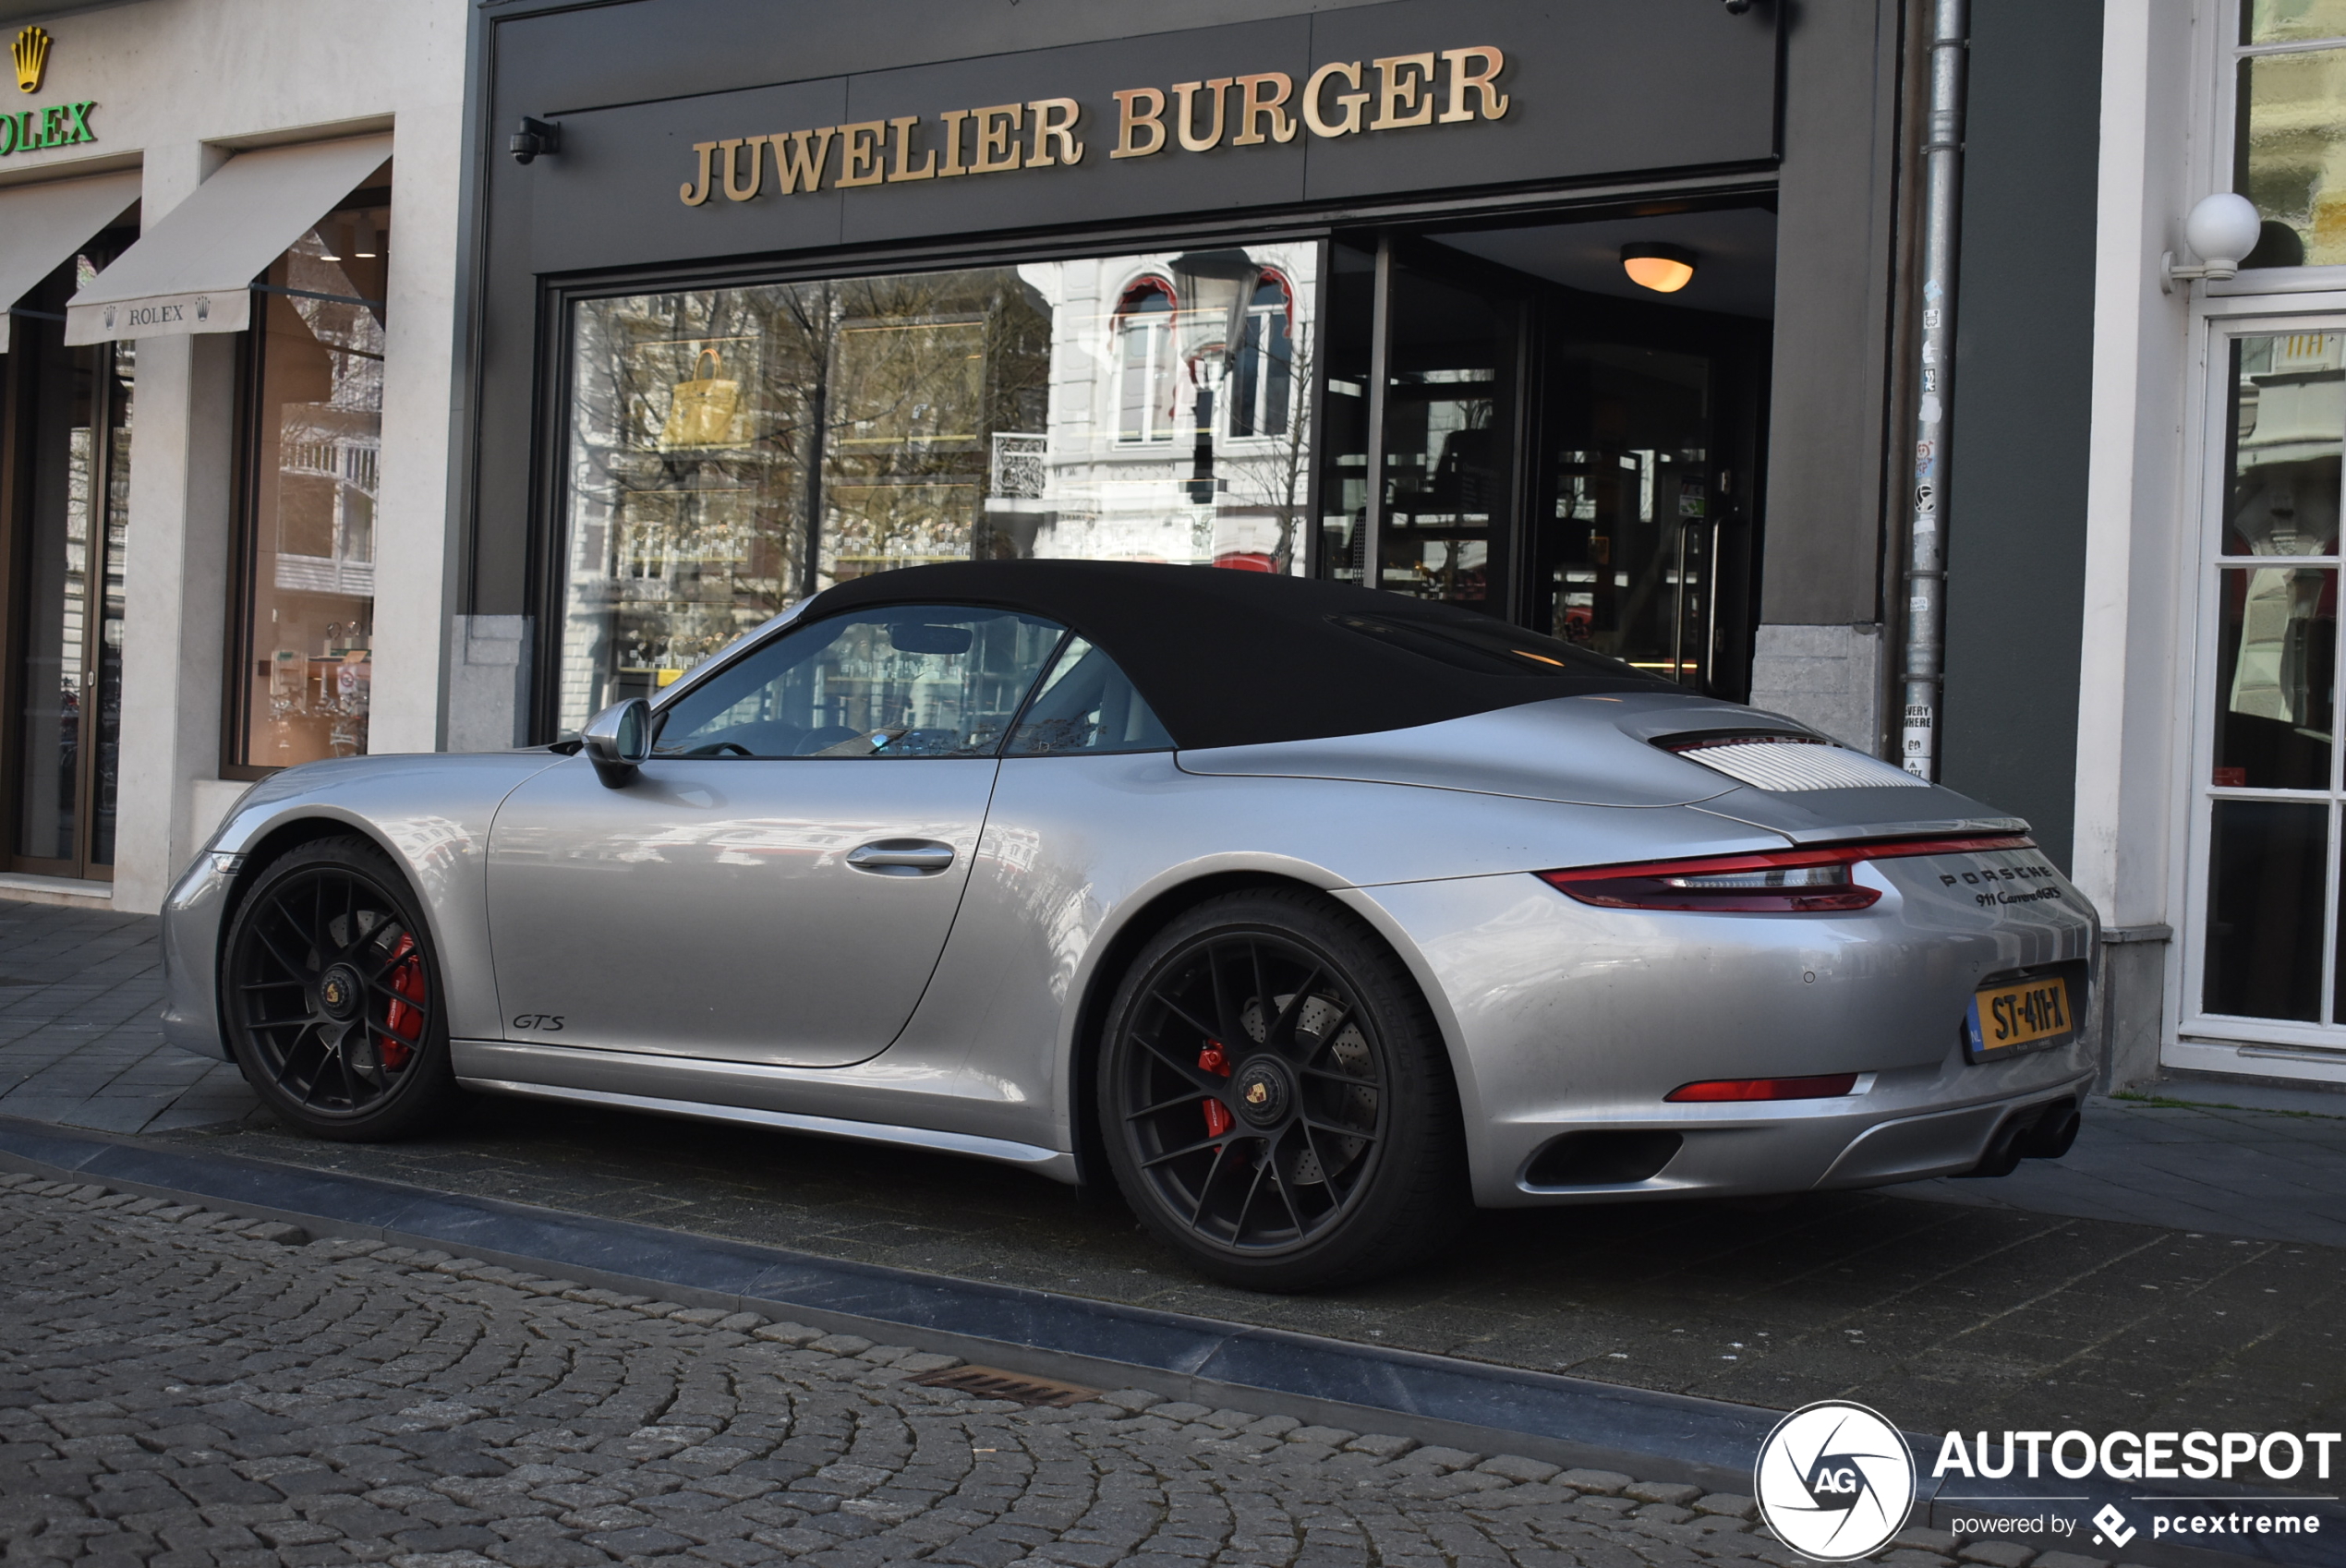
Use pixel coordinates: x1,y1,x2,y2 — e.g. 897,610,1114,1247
273,412,379,596
237,214,388,767
1227,272,1293,440
2236,22,2346,267
1114,278,1176,443
552,247,1318,735
2228,332,2343,557
825,311,990,582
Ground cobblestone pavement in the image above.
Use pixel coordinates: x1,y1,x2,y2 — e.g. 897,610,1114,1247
6,898,2345,1442
0,1173,1989,1568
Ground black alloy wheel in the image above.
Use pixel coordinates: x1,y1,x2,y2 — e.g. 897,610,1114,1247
222,837,456,1140
1099,888,1467,1291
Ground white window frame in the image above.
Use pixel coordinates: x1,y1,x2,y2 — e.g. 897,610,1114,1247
2157,0,2346,1083
2172,302,2346,1078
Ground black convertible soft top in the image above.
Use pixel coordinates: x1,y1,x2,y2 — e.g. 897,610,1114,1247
806,561,1668,752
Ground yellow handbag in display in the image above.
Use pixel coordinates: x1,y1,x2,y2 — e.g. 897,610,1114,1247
658,347,745,449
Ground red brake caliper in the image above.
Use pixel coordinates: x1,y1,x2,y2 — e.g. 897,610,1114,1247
377,934,424,1070
1199,1041,1234,1138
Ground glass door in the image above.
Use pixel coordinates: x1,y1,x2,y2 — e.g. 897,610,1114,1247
1311,228,1766,699
1534,344,1719,686
2188,326,2344,1049
6,256,132,882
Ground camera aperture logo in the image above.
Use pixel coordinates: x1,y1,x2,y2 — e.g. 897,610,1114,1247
1757,1401,1917,1562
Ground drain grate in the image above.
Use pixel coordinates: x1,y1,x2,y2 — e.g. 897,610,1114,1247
909,1365,1101,1408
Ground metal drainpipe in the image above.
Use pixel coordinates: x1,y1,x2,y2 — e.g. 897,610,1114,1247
1900,0,1968,779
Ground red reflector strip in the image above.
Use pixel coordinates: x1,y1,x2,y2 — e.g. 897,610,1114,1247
1665,1074,1860,1103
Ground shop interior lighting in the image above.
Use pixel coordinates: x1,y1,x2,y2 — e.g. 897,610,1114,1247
354,212,379,259
1621,243,1698,294
316,223,342,261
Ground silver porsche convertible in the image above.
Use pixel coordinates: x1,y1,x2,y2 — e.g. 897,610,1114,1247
162,562,2096,1290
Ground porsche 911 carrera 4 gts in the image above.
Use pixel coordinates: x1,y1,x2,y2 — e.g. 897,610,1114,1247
162,561,2096,1290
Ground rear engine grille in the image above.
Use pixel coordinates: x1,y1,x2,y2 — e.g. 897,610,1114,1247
1667,737,1928,792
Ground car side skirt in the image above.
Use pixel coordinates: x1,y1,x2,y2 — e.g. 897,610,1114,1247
453,1041,1079,1183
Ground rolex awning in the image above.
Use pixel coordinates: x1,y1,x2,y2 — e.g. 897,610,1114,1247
64,134,389,346
0,172,140,355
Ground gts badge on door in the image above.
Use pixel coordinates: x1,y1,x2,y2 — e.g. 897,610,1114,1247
512,1013,566,1032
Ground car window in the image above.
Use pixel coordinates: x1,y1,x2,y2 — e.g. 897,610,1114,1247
653,606,1068,759
1005,637,1174,755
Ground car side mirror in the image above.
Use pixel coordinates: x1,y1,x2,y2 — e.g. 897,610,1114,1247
582,698,652,788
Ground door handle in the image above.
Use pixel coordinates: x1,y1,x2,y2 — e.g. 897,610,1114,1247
846,838,956,875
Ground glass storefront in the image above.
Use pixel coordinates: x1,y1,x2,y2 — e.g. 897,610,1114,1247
2198,331,2345,1029
556,244,1317,732
230,194,390,769
550,223,1771,732
7,251,131,880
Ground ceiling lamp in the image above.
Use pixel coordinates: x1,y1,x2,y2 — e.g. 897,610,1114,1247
1622,243,1697,294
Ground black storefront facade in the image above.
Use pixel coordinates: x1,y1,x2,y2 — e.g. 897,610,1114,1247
454,0,2144,1079
455,0,1932,756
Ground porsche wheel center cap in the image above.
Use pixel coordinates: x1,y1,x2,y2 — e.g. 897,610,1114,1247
1233,1060,1291,1128
318,965,362,1020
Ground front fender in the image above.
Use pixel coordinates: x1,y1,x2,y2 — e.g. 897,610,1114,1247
161,752,567,1055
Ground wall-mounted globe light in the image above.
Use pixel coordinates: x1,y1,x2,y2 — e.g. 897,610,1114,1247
2162,193,2264,294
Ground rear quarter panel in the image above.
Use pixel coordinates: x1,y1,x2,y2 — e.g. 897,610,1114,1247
897,752,1803,1154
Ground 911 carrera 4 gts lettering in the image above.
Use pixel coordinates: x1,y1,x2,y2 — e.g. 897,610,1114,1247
512,1013,565,1031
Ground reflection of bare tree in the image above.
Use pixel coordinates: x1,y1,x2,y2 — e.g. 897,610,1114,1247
1217,321,1313,574
822,271,1048,581
561,271,1055,728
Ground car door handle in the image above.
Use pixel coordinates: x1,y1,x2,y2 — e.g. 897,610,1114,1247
846,838,956,875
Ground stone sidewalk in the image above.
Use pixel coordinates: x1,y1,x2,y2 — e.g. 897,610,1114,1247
7,896,2342,1247
6,896,2344,1443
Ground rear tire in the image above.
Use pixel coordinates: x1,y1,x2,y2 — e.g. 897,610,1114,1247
1097,887,1468,1292
221,836,456,1141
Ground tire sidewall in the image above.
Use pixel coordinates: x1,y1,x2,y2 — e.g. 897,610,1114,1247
222,836,454,1140
1097,889,1463,1291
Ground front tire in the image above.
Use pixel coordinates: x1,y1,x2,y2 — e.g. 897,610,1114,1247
1098,888,1468,1291
221,836,456,1141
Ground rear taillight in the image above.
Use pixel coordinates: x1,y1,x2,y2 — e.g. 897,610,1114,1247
1536,835,2033,914
1666,1074,1860,1103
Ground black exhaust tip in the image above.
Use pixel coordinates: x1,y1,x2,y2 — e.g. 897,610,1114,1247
1956,1114,2027,1179
2016,1097,2081,1161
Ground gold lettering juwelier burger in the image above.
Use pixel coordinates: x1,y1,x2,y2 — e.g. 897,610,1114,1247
678,46,1508,206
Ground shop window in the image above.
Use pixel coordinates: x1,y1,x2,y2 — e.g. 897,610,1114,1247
228,191,389,771
6,247,133,880
2235,6,2346,266
2196,332,2346,1031
555,244,1317,735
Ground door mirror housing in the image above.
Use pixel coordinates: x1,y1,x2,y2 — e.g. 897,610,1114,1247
582,698,653,787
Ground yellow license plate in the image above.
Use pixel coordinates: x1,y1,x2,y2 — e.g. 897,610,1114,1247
1966,975,2074,1059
